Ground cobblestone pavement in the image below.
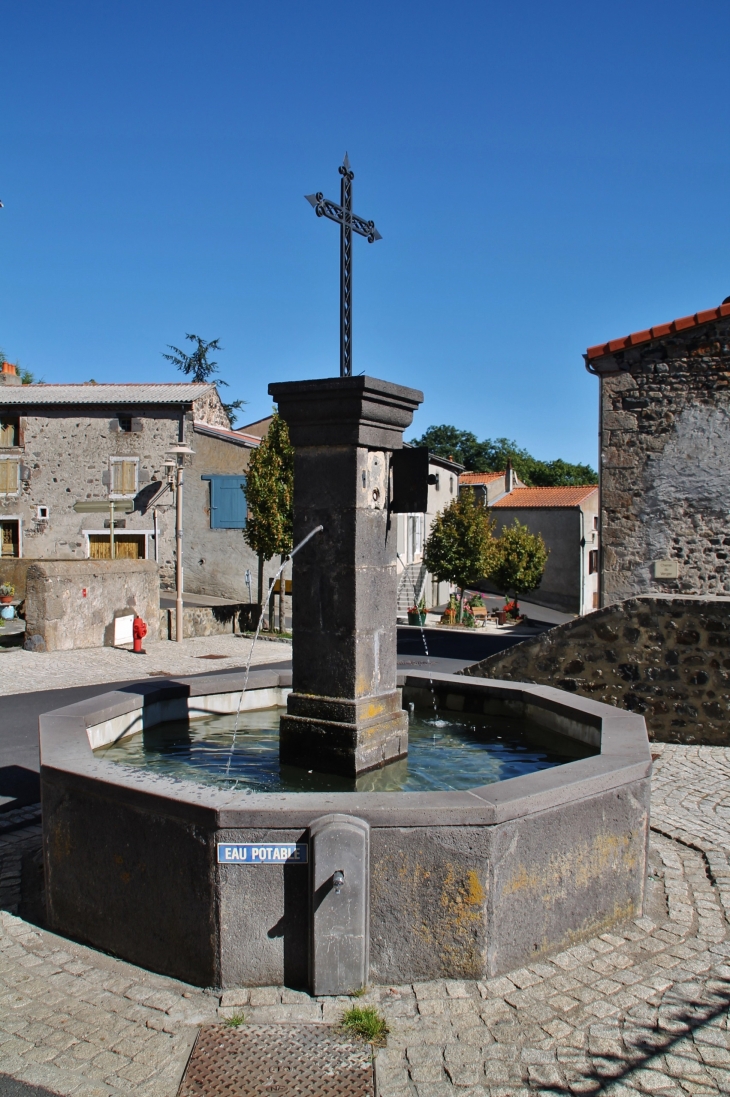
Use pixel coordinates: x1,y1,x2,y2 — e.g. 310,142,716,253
2,747,730,1095
0,633,291,697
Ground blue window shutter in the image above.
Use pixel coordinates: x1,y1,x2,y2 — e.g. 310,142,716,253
202,475,247,529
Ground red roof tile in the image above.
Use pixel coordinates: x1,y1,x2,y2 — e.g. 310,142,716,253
586,301,730,361
492,485,597,508
459,471,505,485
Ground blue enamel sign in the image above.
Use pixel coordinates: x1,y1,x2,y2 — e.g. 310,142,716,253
217,843,308,864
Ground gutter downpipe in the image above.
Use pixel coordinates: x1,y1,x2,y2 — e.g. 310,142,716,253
579,506,585,617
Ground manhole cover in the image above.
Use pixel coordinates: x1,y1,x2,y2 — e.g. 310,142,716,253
179,1024,374,1097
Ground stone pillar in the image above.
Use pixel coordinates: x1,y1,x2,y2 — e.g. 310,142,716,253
268,376,423,777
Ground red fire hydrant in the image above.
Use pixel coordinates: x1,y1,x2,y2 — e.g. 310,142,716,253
133,616,148,654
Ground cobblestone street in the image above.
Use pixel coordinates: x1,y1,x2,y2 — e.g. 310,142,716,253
2,746,730,1095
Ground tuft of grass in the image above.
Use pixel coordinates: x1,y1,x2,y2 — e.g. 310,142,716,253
223,1011,246,1027
340,1005,388,1045
351,986,367,998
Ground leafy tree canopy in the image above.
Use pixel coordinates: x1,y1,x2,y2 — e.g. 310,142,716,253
424,489,498,618
162,334,245,426
409,425,597,486
490,519,548,598
243,412,294,562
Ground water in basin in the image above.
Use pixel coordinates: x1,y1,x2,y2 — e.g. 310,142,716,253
97,707,597,793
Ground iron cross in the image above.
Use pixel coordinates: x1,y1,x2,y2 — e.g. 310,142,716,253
306,153,382,378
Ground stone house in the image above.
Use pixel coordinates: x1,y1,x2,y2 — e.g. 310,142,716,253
489,485,599,616
395,453,465,613
0,375,269,602
585,298,730,606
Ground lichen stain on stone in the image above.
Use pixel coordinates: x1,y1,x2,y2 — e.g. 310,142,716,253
372,850,487,977
530,898,637,961
48,817,72,861
502,830,635,905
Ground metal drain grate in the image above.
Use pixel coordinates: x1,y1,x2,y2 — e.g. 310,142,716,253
178,1024,374,1097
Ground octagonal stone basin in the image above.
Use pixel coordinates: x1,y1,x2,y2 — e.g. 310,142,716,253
40,670,650,989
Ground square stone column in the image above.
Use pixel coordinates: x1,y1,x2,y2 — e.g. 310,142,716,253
268,376,424,777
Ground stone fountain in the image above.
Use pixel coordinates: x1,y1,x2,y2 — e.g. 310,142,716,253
39,372,651,996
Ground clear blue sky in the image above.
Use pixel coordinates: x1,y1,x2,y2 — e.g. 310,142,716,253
2,1,729,466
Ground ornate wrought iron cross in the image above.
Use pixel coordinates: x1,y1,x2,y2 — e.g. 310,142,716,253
306,153,382,378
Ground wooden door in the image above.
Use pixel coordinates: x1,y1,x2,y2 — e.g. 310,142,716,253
88,535,144,560
0,521,19,557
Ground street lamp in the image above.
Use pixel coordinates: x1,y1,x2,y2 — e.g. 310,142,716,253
166,443,195,643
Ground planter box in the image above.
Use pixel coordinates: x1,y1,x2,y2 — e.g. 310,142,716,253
407,611,426,626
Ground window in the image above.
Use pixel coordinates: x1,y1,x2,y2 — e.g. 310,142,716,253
0,520,20,557
593,515,598,531
109,458,139,497
111,415,142,433
202,475,247,529
588,549,599,574
89,534,146,559
0,417,18,448
0,458,19,495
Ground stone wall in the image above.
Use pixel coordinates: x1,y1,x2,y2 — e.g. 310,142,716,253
0,558,34,599
596,315,730,604
24,559,159,651
464,595,730,745
159,603,262,639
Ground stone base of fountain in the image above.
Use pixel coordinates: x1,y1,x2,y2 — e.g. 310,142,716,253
40,669,650,993
280,689,408,775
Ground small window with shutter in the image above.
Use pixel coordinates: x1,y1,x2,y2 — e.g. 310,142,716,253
109,457,139,497
201,475,247,528
0,458,20,494
0,418,19,448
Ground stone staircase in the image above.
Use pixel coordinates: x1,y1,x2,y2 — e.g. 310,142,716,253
397,561,427,615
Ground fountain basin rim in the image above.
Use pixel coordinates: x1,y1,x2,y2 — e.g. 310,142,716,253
39,669,651,830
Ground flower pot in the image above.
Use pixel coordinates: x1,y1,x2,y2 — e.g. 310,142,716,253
407,611,427,626
0,596,13,604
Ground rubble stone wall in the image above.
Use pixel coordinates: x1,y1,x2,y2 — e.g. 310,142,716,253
598,316,730,605
464,595,730,745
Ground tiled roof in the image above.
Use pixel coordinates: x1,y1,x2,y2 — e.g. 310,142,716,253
0,383,215,405
492,485,598,508
193,421,260,447
459,471,505,485
586,302,730,362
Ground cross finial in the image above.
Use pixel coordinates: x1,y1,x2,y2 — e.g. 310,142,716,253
305,156,381,377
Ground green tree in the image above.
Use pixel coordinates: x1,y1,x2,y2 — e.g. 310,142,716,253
490,519,548,609
0,348,41,384
162,334,245,426
409,424,597,487
424,488,498,621
242,412,294,630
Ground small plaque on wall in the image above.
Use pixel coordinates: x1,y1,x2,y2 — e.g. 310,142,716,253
654,559,679,579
